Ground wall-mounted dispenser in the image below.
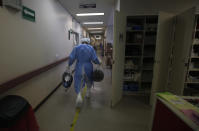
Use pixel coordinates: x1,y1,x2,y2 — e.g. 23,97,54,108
3,0,22,11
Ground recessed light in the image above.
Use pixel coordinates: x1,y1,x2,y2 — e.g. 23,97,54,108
88,28,103,30
83,22,104,25
76,13,104,16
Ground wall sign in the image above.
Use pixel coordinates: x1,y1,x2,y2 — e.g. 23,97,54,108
22,6,35,22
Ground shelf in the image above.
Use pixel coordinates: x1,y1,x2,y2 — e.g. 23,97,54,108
143,56,154,58
123,79,139,82
193,43,199,46
144,44,155,46
189,69,199,72
126,43,142,46
141,81,152,83
142,68,153,71
185,82,199,84
124,68,139,70
125,56,141,58
123,90,151,95
190,56,199,59
126,30,144,32
142,67,153,70
145,31,157,33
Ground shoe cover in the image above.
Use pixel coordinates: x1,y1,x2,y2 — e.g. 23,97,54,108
86,87,91,99
76,93,83,108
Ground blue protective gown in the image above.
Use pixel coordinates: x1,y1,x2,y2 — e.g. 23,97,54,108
68,44,100,94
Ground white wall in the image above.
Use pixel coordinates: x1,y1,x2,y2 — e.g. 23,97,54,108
72,18,82,44
105,7,114,44
105,25,114,44
0,0,83,108
72,19,81,34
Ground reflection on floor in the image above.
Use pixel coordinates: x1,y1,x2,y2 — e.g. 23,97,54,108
35,67,151,131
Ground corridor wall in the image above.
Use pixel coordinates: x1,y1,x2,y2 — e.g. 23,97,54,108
105,8,114,44
0,0,83,108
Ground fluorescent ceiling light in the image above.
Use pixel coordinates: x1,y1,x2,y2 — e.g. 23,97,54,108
83,22,104,25
88,28,103,30
76,13,104,16
90,31,103,33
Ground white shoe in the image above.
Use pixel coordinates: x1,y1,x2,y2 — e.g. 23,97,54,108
86,87,91,99
76,93,83,108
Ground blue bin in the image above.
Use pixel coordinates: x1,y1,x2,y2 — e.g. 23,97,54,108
132,26,143,30
128,84,139,91
123,85,129,91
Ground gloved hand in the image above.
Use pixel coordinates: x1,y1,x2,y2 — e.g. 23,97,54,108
66,65,71,73
97,63,101,69
99,62,102,65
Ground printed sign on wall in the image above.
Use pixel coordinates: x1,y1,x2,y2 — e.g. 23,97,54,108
22,6,35,22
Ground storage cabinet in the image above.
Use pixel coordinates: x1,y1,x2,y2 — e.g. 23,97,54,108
185,15,199,96
122,7,196,104
151,7,196,104
168,8,196,96
123,16,158,95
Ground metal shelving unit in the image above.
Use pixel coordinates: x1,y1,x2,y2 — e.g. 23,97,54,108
123,15,158,95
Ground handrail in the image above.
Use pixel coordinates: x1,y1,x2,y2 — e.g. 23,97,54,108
0,57,69,94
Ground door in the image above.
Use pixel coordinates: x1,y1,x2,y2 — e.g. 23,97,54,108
150,12,175,105
168,7,196,95
111,10,126,107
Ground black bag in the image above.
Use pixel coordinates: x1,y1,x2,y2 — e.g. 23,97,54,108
93,69,104,82
62,71,73,88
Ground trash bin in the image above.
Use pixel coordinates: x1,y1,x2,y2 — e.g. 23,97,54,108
0,95,39,131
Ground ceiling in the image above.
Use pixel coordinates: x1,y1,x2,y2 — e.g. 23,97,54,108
59,0,115,34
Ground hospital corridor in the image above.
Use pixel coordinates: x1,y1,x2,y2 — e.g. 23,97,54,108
1,0,199,131
35,63,151,131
